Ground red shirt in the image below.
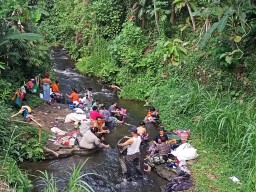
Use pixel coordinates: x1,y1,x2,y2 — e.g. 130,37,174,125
90,110,104,120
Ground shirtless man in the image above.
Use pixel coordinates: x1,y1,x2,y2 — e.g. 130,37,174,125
137,121,148,142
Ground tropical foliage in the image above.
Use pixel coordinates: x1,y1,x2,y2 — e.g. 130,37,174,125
41,0,256,191
1,0,256,191
0,0,51,190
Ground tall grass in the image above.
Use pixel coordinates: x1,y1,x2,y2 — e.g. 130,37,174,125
39,159,97,192
38,171,58,192
150,79,256,180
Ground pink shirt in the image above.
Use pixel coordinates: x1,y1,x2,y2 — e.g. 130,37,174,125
90,110,104,120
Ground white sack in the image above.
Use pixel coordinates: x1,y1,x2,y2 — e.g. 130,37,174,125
171,143,198,161
64,113,87,123
73,108,85,114
51,127,67,136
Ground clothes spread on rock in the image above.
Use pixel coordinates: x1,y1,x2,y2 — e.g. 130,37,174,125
163,171,193,192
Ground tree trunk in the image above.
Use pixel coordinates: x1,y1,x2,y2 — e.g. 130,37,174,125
153,0,160,34
170,3,175,24
205,18,211,32
185,1,196,31
141,13,145,29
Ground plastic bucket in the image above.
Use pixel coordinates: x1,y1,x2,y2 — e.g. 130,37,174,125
69,104,74,110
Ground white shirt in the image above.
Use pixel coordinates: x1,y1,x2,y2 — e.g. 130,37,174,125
127,136,141,155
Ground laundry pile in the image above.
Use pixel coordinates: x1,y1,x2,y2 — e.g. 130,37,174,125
144,129,197,192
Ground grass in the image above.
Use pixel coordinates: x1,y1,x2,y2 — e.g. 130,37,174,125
146,79,256,191
38,159,98,192
190,138,255,192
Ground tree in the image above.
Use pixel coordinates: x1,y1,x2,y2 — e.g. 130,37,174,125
173,0,197,31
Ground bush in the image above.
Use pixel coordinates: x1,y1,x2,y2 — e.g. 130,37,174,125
0,157,32,191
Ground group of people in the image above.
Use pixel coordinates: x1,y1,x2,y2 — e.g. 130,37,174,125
16,73,192,185
118,123,172,181
76,101,127,150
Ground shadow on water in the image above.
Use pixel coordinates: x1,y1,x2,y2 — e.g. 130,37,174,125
20,46,167,192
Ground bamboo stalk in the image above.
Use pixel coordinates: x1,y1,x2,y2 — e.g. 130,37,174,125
39,128,42,143
186,1,196,31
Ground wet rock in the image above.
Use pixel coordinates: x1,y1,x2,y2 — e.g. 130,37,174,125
57,148,74,157
155,164,176,181
45,143,60,151
160,185,165,192
73,147,98,156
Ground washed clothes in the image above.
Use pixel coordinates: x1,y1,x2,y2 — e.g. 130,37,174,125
163,171,193,192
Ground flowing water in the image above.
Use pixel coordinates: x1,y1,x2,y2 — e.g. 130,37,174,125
20,47,166,192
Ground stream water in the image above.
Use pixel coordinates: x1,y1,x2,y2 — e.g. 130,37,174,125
20,47,166,192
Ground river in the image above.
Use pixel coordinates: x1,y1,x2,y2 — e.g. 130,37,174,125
20,46,166,192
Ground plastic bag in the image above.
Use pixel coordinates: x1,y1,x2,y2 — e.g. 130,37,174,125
171,143,198,161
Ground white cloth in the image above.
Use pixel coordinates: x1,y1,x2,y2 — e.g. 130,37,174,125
127,136,141,155
171,143,198,161
64,113,87,123
51,127,67,136
73,108,85,114
20,86,26,94
73,101,79,106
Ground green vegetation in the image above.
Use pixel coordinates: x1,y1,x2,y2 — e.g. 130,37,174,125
0,104,48,190
39,160,96,192
41,0,256,191
0,0,52,190
1,0,256,191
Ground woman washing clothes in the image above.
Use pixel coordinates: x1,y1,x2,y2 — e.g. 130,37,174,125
66,88,79,104
51,80,63,103
143,127,169,172
41,73,52,104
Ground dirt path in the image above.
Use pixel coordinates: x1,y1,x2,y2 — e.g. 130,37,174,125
31,102,72,132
